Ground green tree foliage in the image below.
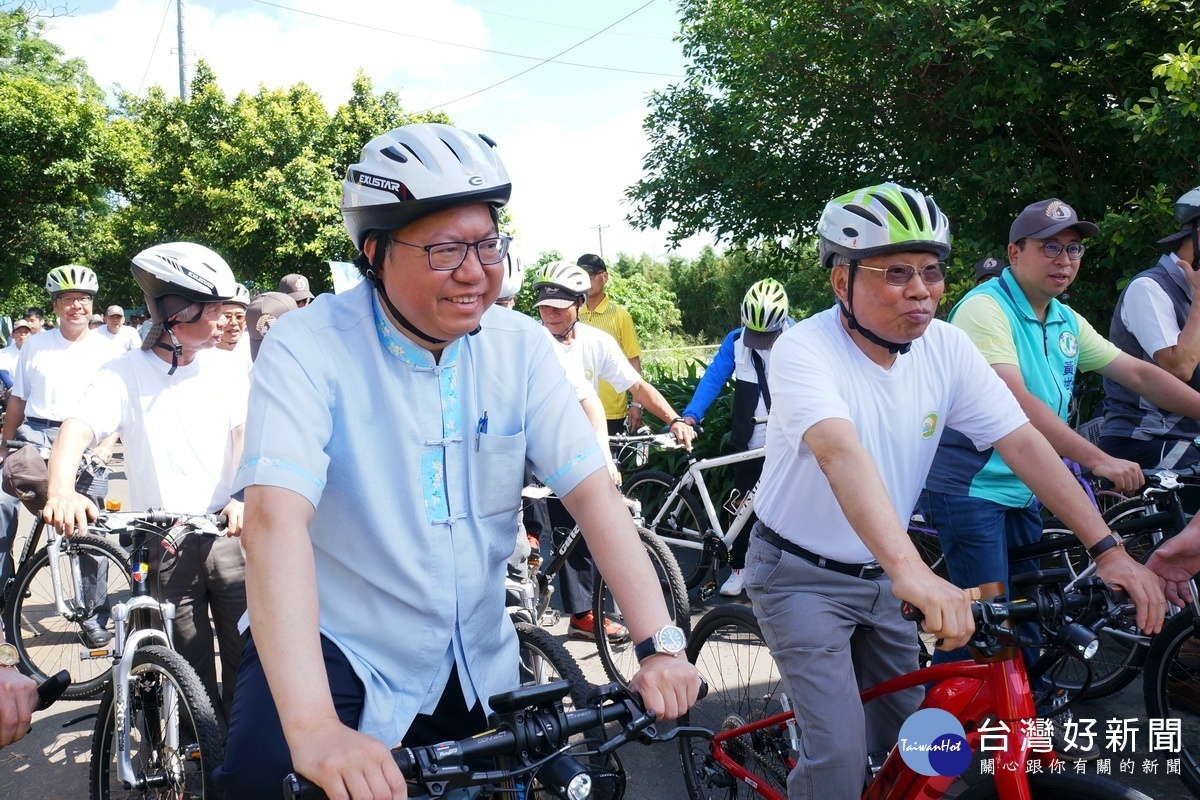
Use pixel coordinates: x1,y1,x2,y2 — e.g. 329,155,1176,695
629,0,1200,325
0,7,132,313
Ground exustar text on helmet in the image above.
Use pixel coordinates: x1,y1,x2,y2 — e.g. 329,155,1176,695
181,267,216,294
350,169,410,200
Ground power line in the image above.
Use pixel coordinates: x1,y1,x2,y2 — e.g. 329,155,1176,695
249,0,682,79
415,0,661,115
136,0,174,97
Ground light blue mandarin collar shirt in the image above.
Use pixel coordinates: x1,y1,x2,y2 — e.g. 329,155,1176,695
236,280,604,746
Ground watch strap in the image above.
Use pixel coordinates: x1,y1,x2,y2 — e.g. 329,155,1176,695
1086,531,1123,560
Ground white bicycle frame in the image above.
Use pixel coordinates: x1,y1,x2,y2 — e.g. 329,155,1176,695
642,446,765,556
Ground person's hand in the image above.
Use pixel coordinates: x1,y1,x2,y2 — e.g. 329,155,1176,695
289,718,408,800
1090,456,1145,494
626,404,644,433
890,571,977,650
90,443,113,465
1094,547,1166,633
41,489,97,539
1145,522,1200,607
606,458,621,487
0,668,38,749
627,653,702,722
1174,253,1200,287
669,419,697,452
220,498,244,537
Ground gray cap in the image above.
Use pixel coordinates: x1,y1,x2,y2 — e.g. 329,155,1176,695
533,284,580,309
247,291,298,361
1010,199,1100,243
105,305,124,318
974,256,1005,281
278,273,314,302
11,318,32,332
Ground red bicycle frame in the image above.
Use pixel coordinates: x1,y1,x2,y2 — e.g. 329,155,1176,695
707,653,1056,800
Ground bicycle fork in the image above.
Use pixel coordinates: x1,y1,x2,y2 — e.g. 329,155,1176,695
111,601,181,789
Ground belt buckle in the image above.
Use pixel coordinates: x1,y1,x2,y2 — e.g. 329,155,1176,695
862,564,884,579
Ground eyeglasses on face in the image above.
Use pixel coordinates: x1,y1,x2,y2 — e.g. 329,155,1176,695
55,293,93,307
856,262,947,286
388,235,513,271
1026,239,1085,260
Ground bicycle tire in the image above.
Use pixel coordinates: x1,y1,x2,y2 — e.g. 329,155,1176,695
90,644,223,800
4,534,131,699
514,620,591,710
953,772,1154,799
623,469,711,589
1143,610,1200,799
679,604,790,800
593,524,691,686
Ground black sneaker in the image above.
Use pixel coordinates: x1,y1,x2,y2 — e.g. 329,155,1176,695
81,618,113,648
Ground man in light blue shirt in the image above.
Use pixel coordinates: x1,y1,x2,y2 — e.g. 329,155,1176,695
216,123,701,799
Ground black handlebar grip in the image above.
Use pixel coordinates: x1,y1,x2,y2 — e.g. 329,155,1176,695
36,670,71,711
900,601,923,622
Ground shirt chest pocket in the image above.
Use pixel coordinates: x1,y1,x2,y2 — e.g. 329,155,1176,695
471,429,526,519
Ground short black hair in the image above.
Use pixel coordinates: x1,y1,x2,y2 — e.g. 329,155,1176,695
23,307,45,320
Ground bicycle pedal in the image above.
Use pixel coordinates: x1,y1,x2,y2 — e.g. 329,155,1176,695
81,647,114,660
539,610,561,627
698,583,716,602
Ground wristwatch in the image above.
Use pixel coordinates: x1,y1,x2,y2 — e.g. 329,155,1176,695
0,642,18,669
634,625,687,663
1086,531,1124,560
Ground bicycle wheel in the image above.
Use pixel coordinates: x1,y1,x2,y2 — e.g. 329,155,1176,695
90,644,223,800
623,469,711,589
1143,610,1200,799
4,534,131,699
514,620,591,710
593,524,691,686
954,772,1153,799
680,604,791,800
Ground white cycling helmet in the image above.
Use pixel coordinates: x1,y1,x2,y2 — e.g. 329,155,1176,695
741,278,789,333
226,283,251,308
46,264,99,297
817,182,951,269
131,242,239,304
532,261,590,302
341,123,512,252
499,252,526,299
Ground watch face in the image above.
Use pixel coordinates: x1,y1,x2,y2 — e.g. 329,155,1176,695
657,625,687,654
0,642,18,667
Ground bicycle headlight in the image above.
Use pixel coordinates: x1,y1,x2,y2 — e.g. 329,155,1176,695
1059,623,1100,661
542,754,593,800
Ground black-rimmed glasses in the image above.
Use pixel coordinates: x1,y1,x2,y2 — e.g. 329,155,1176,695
856,262,947,286
1027,239,1086,260
389,235,513,271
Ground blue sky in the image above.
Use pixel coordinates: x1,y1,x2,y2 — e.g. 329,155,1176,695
41,0,715,264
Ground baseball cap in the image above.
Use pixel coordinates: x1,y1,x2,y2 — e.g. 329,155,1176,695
1009,199,1100,243
11,318,32,332
105,305,124,318
576,254,607,273
278,273,314,303
246,291,299,361
974,256,1005,281
88,313,104,325
533,284,580,309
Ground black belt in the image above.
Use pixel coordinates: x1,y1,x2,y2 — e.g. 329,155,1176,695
757,526,884,580
25,417,61,428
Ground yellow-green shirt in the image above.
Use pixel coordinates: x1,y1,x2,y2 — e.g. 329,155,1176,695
579,295,641,419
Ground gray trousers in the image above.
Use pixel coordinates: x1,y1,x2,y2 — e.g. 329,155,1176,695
745,529,922,800
153,535,247,729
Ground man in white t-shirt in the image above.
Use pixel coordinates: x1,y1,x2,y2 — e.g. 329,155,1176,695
215,284,253,373
43,243,249,727
96,305,142,352
532,260,695,641
747,183,1165,800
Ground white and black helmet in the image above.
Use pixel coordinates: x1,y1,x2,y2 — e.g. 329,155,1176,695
533,261,590,302
817,183,951,269
46,264,99,297
131,242,239,304
499,252,526,299
341,123,512,251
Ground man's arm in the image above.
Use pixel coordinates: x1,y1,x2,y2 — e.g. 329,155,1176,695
1143,258,1200,381
682,331,737,425
219,425,246,535
1100,351,1200,421
803,418,975,648
42,419,98,538
627,379,696,450
242,485,406,799
991,363,1143,492
560,469,701,720
993,422,1165,634
0,395,25,449
580,394,619,484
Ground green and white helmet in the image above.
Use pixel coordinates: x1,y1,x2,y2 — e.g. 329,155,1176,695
741,278,788,333
817,183,951,269
532,260,589,302
46,264,99,297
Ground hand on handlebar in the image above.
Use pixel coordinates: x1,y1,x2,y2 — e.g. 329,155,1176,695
290,719,408,800
41,488,98,539
1090,456,1146,494
891,572,978,650
627,652,703,722
668,419,697,452
220,498,244,537
1093,548,1165,634
0,666,38,749
1145,517,1200,607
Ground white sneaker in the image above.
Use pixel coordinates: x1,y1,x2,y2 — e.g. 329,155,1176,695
719,569,745,596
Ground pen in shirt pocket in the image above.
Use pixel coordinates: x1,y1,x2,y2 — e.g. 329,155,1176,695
476,410,488,450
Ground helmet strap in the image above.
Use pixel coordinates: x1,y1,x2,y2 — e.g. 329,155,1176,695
1191,224,1199,272
839,261,912,356
153,297,204,375
364,239,481,347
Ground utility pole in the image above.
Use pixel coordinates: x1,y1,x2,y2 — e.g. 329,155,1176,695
177,0,190,101
591,224,610,260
